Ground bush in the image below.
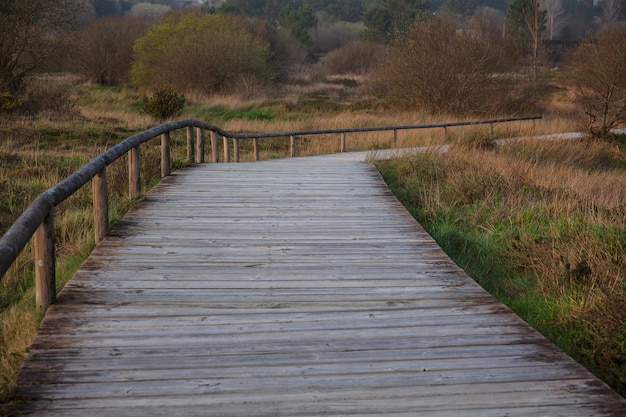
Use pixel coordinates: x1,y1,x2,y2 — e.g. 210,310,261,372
311,20,364,54
142,89,186,121
132,13,274,95
0,92,21,113
20,75,79,116
73,15,150,86
380,16,538,116
566,26,626,138
320,40,387,75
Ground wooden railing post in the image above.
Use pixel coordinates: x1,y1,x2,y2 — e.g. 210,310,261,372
290,135,296,158
341,132,347,152
233,138,240,163
253,138,259,161
393,129,398,147
195,127,204,163
211,131,219,163
444,126,449,141
35,210,55,311
186,126,195,163
161,132,170,178
129,145,141,199
92,168,109,244
223,136,230,163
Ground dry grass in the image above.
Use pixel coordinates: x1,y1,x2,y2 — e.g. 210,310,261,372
376,137,626,395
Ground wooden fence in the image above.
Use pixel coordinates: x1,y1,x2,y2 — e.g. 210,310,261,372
0,115,541,311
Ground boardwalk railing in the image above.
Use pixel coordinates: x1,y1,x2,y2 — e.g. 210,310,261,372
0,115,541,311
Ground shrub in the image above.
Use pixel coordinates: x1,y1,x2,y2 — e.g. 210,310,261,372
320,40,387,75
380,16,539,116
73,15,150,86
566,26,626,138
142,89,186,121
20,76,79,116
132,13,274,95
0,92,21,113
311,20,364,54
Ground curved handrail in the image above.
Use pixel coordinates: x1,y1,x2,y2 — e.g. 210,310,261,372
0,115,541,310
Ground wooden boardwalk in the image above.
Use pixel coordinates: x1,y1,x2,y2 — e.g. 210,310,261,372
12,155,626,416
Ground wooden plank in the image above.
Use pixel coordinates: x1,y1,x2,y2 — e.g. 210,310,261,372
12,158,626,416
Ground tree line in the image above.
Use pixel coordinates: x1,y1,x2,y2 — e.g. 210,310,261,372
0,0,624,136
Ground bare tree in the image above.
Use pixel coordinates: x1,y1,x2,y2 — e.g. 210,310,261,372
601,0,623,26
541,0,564,40
0,0,91,94
525,0,546,80
567,25,626,137
73,16,150,86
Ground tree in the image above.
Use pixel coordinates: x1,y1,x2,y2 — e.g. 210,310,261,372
567,26,626,137
601,0,623,26
0,0,90,94
129,2,172,19
362,0,429,43
381,16,527,116
277,5,317,51
541,0,565,40
132,13,274,94
506,0,546,79
72,15,150,85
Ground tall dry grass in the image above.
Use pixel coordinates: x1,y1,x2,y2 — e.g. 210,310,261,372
376,137,626,396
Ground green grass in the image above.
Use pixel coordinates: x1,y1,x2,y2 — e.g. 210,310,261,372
188,104,278,122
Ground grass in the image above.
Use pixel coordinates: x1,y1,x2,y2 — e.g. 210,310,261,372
375,138,626,397
1,75,623,407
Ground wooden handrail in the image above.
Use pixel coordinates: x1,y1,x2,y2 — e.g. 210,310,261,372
0,115,541,311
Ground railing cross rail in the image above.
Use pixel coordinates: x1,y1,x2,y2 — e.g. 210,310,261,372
0,115,541,311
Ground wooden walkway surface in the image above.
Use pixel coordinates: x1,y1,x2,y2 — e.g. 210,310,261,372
12,155,626,416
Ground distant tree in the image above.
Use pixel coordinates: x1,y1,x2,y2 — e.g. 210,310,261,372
132,13,274,94
362,0,429,43
567,26,626,137
324,0,366,22
92,0,120,17
381,16,527,115
560,0,596,40
277,5,317,51
0,0,90,94
219,0,282,19
441,0,482,15
506,0,546,78
73,15,150,85
601,0,623,26
130,2,172,19
541,0,565,40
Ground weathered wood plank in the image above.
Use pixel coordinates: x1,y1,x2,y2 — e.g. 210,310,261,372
11,158,626,416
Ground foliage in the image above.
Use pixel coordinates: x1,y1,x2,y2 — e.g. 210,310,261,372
439,0,514,14
72,16,150,86
0,93,21,114
0,0,90,94
131,13,274,95
311,19,364,54
566,25,626,138
91,0,132,17
142,89,186,120
129,2,172,19
361,0,429,43
320,40,387,75
277,5,317,51
505,0,547,74
380,16,536,116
